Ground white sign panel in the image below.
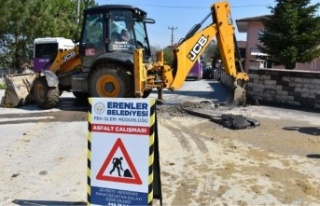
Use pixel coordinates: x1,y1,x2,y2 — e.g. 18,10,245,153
88,98,155,206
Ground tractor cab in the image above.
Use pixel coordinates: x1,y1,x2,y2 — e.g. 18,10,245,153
80,5,155,71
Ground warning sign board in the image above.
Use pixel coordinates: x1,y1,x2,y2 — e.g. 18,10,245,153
88,98,156,206
96,138,142,185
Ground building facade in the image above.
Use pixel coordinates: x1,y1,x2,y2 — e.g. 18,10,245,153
236,16,320,71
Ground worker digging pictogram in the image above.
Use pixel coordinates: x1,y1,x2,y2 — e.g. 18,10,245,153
109,157,123,176
109,157,134,178
96,138,142,185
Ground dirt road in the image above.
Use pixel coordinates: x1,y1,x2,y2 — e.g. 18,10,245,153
0,80,320,205
156,104,320,205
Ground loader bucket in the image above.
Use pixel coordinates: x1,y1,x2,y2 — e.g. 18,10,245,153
1,73,38,108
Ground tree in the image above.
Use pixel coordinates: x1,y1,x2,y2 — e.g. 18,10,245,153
163,47,175,64
203,40,217,65
150,45,162,56
0,0,97,71
258,0,320,69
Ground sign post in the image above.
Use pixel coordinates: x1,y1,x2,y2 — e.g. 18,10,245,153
87,98,161,206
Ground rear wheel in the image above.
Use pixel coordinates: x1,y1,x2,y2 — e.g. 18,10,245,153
32,77,59,109
88,64,134,98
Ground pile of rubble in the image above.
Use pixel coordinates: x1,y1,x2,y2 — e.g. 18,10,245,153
156,100,260,130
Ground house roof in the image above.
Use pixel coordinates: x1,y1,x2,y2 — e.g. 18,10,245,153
236,15,271,33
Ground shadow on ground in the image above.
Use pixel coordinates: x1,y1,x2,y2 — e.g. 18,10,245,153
0,97,89,125
306,154,320,159
283,127,320,136
0,96,90,112
307,154,320,159
151,80,233,103
13,199,86,206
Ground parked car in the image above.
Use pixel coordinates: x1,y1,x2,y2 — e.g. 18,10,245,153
187,60,203,80
202,66,213,79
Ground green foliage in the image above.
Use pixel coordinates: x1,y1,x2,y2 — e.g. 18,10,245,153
258,0,320,69
203,41,217,64
163,47,175,64
150,45,162,56
0,83,6,89
0,0,97,70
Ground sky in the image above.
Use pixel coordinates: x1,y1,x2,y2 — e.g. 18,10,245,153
96,0,320,48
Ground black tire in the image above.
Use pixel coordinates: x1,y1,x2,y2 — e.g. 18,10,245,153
73,92,89,101
88,64,134,98
143,89,152,98
32,77,59,109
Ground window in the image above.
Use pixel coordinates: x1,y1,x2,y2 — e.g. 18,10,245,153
133,21,148,49
83,13,103,44
109,11,135,51
258,29,264,39
35,43,58,58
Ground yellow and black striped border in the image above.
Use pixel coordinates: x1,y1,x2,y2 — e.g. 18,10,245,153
87,98,156,205
87,98,93,205
148,99,156,205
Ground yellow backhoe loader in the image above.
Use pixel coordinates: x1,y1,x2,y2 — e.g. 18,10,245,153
1,1,248,109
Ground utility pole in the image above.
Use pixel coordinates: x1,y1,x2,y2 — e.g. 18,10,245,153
77,0,81,24
168,27,178,47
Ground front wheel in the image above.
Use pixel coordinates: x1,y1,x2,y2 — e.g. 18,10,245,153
88,64,134,98
32,77,59,109
73,92,89,101
143,89,152,98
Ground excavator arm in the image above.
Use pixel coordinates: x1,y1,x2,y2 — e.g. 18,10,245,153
170,1,248,90
134,2,249,105
133,1,249,105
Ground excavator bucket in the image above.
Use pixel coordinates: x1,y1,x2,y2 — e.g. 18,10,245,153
1,73,38,108
228,77,247,106
233,86,247,106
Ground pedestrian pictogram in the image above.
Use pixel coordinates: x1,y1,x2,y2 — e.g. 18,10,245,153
96,138,142,185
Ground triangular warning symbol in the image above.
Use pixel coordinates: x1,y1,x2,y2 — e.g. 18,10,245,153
96,138,142,185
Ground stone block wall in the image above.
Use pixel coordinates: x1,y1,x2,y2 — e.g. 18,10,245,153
219,68,320,109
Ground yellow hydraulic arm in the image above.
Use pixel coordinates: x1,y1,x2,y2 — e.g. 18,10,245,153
134,1,249,104
169,1,248,90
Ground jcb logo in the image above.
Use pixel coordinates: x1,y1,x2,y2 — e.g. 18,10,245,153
188,35,208,61
63,51,76,62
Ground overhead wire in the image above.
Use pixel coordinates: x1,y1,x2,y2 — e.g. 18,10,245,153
99,1,273,9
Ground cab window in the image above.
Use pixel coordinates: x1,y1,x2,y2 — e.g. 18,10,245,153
82,13,104,44
109,11,135,51
133,21,148,49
